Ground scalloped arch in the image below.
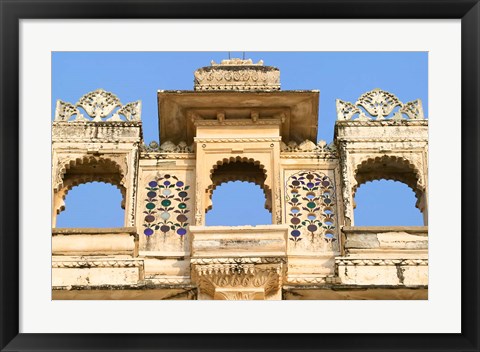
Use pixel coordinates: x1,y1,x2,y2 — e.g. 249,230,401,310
56,176,126,215
352,155,425,208
55,155,126,192
206,156,271,213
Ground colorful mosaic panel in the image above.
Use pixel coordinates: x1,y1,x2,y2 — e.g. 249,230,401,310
286,171,337,248
142,174,189,238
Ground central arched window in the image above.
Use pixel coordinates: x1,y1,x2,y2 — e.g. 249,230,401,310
206,158,272,226
206,181,272,226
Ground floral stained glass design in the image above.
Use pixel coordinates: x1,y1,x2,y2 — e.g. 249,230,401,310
286,171,337,249
142,174,189,238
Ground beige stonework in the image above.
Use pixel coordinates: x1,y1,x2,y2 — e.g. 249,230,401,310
52,59,428,300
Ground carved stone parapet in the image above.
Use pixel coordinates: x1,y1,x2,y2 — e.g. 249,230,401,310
194,58,280,92
336,89,426,121
52,121,142,142
280,139,337,159
141,140,194,153
54,89,142,122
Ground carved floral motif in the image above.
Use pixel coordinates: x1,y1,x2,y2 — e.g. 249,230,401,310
54,89,142,122
142,174,190,238
336,88,425,120
286,171,338,250
193,264,283,299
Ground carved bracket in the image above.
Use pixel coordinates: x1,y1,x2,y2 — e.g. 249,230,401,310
192,262,284,300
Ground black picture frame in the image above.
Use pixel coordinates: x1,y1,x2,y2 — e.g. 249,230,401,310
1,1,478,351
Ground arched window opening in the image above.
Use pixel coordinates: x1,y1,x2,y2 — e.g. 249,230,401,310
353,180,423,226
206,181,272,226
56,182,124,228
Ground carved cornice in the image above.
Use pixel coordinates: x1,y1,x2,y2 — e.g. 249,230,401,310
335,258,428,266
52,122,142,142
195,137,281,143
193,119,282,127
140,153,195,160
52,121,142,127
337,120,428,128
191,257,285,265
336,89,426,121
280,153,337,159
52,259,144,268
286,276,341,285
335,137,428,143
54,89,141,122
145,276,192,285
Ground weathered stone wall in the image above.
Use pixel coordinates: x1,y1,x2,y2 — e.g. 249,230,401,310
51,82,429,300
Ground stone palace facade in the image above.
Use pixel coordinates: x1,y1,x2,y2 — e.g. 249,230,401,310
51,59,428,300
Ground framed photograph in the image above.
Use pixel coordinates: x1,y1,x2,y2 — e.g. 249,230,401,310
1,0,478,351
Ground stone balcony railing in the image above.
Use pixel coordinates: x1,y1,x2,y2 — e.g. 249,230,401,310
52,227,138,256
189,225,288,259
342,226,428,256
336,226,428,287
52,227,144,288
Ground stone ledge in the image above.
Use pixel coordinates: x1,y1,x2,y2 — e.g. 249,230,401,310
53,227,137,235
342,226,428,234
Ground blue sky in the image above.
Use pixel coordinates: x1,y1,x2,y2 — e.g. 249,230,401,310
53,52,427,227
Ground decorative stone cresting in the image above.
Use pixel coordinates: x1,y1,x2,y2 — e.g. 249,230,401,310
141,141,194,154
280,140,337,158
336,88,425,120
55,89,141,122
194,58,280,91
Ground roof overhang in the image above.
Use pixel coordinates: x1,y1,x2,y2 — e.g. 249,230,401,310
157,90,319,145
